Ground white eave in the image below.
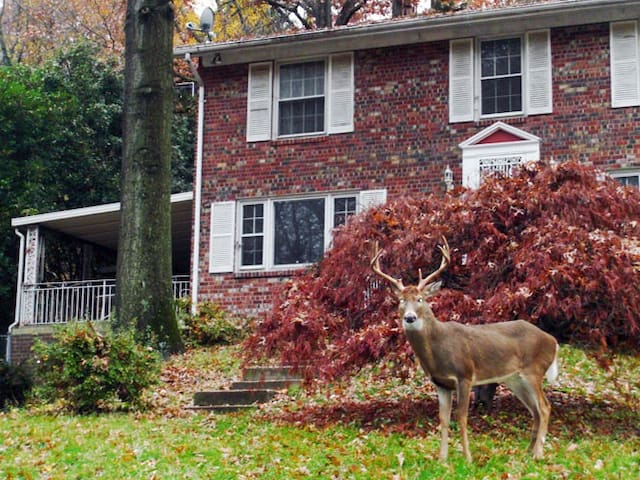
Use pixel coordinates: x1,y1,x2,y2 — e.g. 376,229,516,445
11,192,193,265
174,0,640,66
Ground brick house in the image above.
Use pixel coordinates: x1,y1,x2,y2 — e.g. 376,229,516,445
173,0,640,316
7,0,640,361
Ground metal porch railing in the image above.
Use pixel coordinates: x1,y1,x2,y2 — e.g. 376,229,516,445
18,276,190,326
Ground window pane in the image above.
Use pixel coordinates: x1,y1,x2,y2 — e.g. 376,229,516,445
280,61,324,100
241,237,263,266
279,98,325,135
495,56,509,76
241,204,264,266
274,199,325,265
615,175,640,187
481,79,497,114
242,204,263,234
334,196,357,227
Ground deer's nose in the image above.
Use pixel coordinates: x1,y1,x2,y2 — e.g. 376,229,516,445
404,313,417,324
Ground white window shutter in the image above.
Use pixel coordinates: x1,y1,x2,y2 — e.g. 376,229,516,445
526,30,553,115
328,53,354,134
359,189,387,210
209,201,236,273
449,38,474,123
610,21,640,108
246,63,273,142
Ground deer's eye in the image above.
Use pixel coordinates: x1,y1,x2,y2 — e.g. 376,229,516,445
417,297,423,303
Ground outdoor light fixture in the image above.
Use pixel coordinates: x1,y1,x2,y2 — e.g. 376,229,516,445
443,165,454,192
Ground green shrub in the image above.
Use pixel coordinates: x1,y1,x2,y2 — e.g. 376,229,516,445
32,322,161,413
179,301,248,347
0,360,33,408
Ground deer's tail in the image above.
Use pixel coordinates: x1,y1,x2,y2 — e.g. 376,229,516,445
545,343,559,385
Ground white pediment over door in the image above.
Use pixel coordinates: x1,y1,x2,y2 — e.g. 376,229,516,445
458,121,541,189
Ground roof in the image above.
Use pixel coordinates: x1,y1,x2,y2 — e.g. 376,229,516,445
174,0,640,67
11,192,193,270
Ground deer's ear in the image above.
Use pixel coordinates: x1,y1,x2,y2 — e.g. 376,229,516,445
422,281,442,297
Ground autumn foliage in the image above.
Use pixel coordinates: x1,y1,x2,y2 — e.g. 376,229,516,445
245,161,640,380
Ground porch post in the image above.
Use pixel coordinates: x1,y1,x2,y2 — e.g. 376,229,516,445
21,226,42,325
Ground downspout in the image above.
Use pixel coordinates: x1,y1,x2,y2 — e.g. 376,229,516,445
186,52,205,316
7,229,25,363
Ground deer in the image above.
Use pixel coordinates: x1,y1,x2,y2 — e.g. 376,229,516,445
370,237,559,462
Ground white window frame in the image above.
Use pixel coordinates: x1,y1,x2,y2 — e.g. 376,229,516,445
478,36,524,119
332,194,358,227
237,193,356,271
609,168,640,187
231,190,384,272
238,203,265,269
274,58,328,138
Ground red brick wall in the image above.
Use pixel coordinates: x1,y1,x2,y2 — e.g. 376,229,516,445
9,330,54,365
195,22,640,318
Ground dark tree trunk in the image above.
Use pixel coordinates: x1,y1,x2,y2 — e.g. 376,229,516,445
116,0,183,353
391,0,404,18
312,0,332,28
0,3,11,66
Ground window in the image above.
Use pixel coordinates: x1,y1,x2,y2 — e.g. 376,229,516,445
239,195,357,269
278,61,325,136
240,204,264,267
209,190,387,273
449,30,551,123
333,196,356,227
274,198,325,265
480,38,523,115
610,169,640,188
246,53,354,141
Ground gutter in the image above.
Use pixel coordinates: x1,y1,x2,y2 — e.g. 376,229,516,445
186,52,205,316
173,0,640,63
7,229,25,363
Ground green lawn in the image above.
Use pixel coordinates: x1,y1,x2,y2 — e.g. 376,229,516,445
1,345,638,479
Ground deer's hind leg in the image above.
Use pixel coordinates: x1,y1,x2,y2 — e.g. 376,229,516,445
436,386,453,462
505,373,550,459
456,379,473,462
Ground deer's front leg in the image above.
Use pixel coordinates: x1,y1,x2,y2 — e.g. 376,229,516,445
436,386,453,462
456,379,473,462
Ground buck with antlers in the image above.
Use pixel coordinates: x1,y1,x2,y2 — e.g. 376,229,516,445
371,237,559,462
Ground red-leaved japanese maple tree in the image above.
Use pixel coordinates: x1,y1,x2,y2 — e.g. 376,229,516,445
244,161,640,381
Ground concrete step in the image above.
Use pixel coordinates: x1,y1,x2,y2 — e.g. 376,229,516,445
193,389,280,407
242,366,303,382
230,378,302,391
191,366,305,412
187,404,258,412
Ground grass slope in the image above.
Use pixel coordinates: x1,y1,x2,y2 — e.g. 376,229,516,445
1,345,638,479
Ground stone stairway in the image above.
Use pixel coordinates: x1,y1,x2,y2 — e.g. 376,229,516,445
190,366,303,412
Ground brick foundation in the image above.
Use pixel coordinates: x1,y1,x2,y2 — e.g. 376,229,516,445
8,326,55,365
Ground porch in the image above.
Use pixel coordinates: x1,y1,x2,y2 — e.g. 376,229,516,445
7,192,193,363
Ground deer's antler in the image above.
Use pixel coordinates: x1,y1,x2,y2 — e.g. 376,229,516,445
370,241,405,292
417,236,450,290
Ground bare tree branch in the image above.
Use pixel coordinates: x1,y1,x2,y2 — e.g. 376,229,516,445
335,0,365,26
